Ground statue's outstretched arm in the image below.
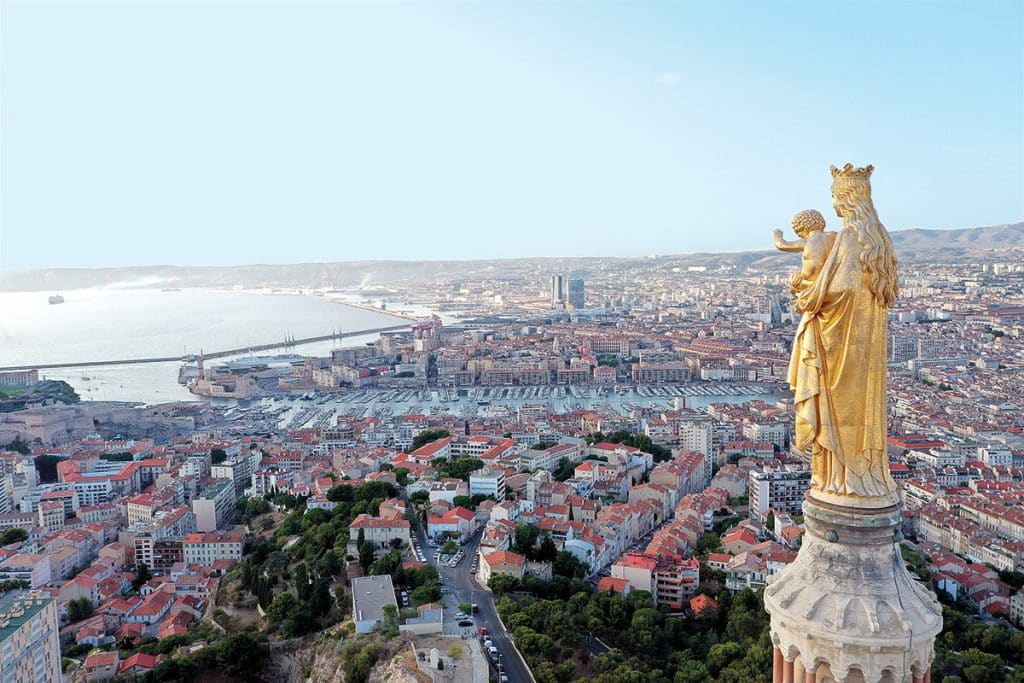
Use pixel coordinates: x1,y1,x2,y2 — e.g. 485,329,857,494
773,233,804,253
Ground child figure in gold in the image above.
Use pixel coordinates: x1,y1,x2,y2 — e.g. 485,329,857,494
772,210,836,304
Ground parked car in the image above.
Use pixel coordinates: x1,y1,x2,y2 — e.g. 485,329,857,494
458,619,473,627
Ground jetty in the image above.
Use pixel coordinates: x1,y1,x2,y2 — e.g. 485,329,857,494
0,324,410,372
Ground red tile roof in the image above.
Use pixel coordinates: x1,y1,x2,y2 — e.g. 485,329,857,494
597,577,629,593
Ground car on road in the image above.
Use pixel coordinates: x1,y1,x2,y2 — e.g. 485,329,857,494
458,619,473,627
478,627,488,636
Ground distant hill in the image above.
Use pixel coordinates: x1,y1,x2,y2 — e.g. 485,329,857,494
888,222,1024,254
1,222,1020,292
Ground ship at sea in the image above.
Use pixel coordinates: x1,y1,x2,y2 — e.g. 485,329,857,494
48,294,65,305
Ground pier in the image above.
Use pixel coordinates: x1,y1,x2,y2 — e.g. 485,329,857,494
0,324,410,372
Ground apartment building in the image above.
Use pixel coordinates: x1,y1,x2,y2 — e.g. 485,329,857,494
182,532,244,567
0,591,60,683
749,463,811,521
469,468,506,501
190,480,235,532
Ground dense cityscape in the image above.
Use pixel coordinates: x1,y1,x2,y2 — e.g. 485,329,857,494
0,237,1023,682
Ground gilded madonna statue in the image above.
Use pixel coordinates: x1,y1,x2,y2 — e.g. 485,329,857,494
774,164,900,505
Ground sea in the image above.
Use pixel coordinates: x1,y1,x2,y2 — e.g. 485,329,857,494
1,287,779,414
0,288,407,404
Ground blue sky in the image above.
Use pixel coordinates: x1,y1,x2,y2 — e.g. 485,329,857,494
1,1,1021,270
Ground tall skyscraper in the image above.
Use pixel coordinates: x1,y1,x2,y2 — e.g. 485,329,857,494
567,278,585,310
550,275,564,308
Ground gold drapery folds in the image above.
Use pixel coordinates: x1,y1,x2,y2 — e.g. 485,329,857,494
780,164,899,506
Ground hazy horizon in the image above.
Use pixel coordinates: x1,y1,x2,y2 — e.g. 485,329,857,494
2,1,1022,271
0,219,1020,276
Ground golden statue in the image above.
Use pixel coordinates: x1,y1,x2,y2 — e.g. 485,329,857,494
773,164,899,505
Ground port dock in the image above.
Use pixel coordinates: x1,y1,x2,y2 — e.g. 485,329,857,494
0,324,409,371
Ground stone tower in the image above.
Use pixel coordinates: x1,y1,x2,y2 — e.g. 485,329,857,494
763,496,942,682
765,164,942,683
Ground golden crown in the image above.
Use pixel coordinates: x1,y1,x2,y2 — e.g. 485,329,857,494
830,163,873,196
830,163,874,180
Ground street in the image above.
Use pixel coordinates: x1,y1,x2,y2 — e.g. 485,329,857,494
412,521,533,683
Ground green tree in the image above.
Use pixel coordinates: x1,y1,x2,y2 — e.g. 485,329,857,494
0,528,28,546
552,550,587,579
243,497,271,519
537,535,557,562
6,437,31,455
380,604,400,634
514,523,541,557
553,457,576,482
707,642,745,676
67,597,94,622
132,562,152,590
326,483,355,503
488,574,521,595
394,467,410,486
99,452,135,462
695,532,722,557
293,562,311,601
310,578,331,617
999,569,1024,590
961,648,1007,683
210,447,228,464
409,429,450,452
435,457,484,481
266,591,298,624
213,632,268,677
410,584,441,605
358,541,376,572
355,480,391,503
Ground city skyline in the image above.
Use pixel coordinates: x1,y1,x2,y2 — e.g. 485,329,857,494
2,1,1022,271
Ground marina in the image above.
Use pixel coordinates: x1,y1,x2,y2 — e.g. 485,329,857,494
209,382,780,432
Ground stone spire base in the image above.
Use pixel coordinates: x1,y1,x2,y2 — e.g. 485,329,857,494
763,494,942,683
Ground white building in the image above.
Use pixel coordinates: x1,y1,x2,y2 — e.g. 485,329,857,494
978,446,1012,468
352,575,398,634
183,531,244,567
749,464,810,521
469,468,506,501
0,591,60,683
190,479,235,532
677,422,713,456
